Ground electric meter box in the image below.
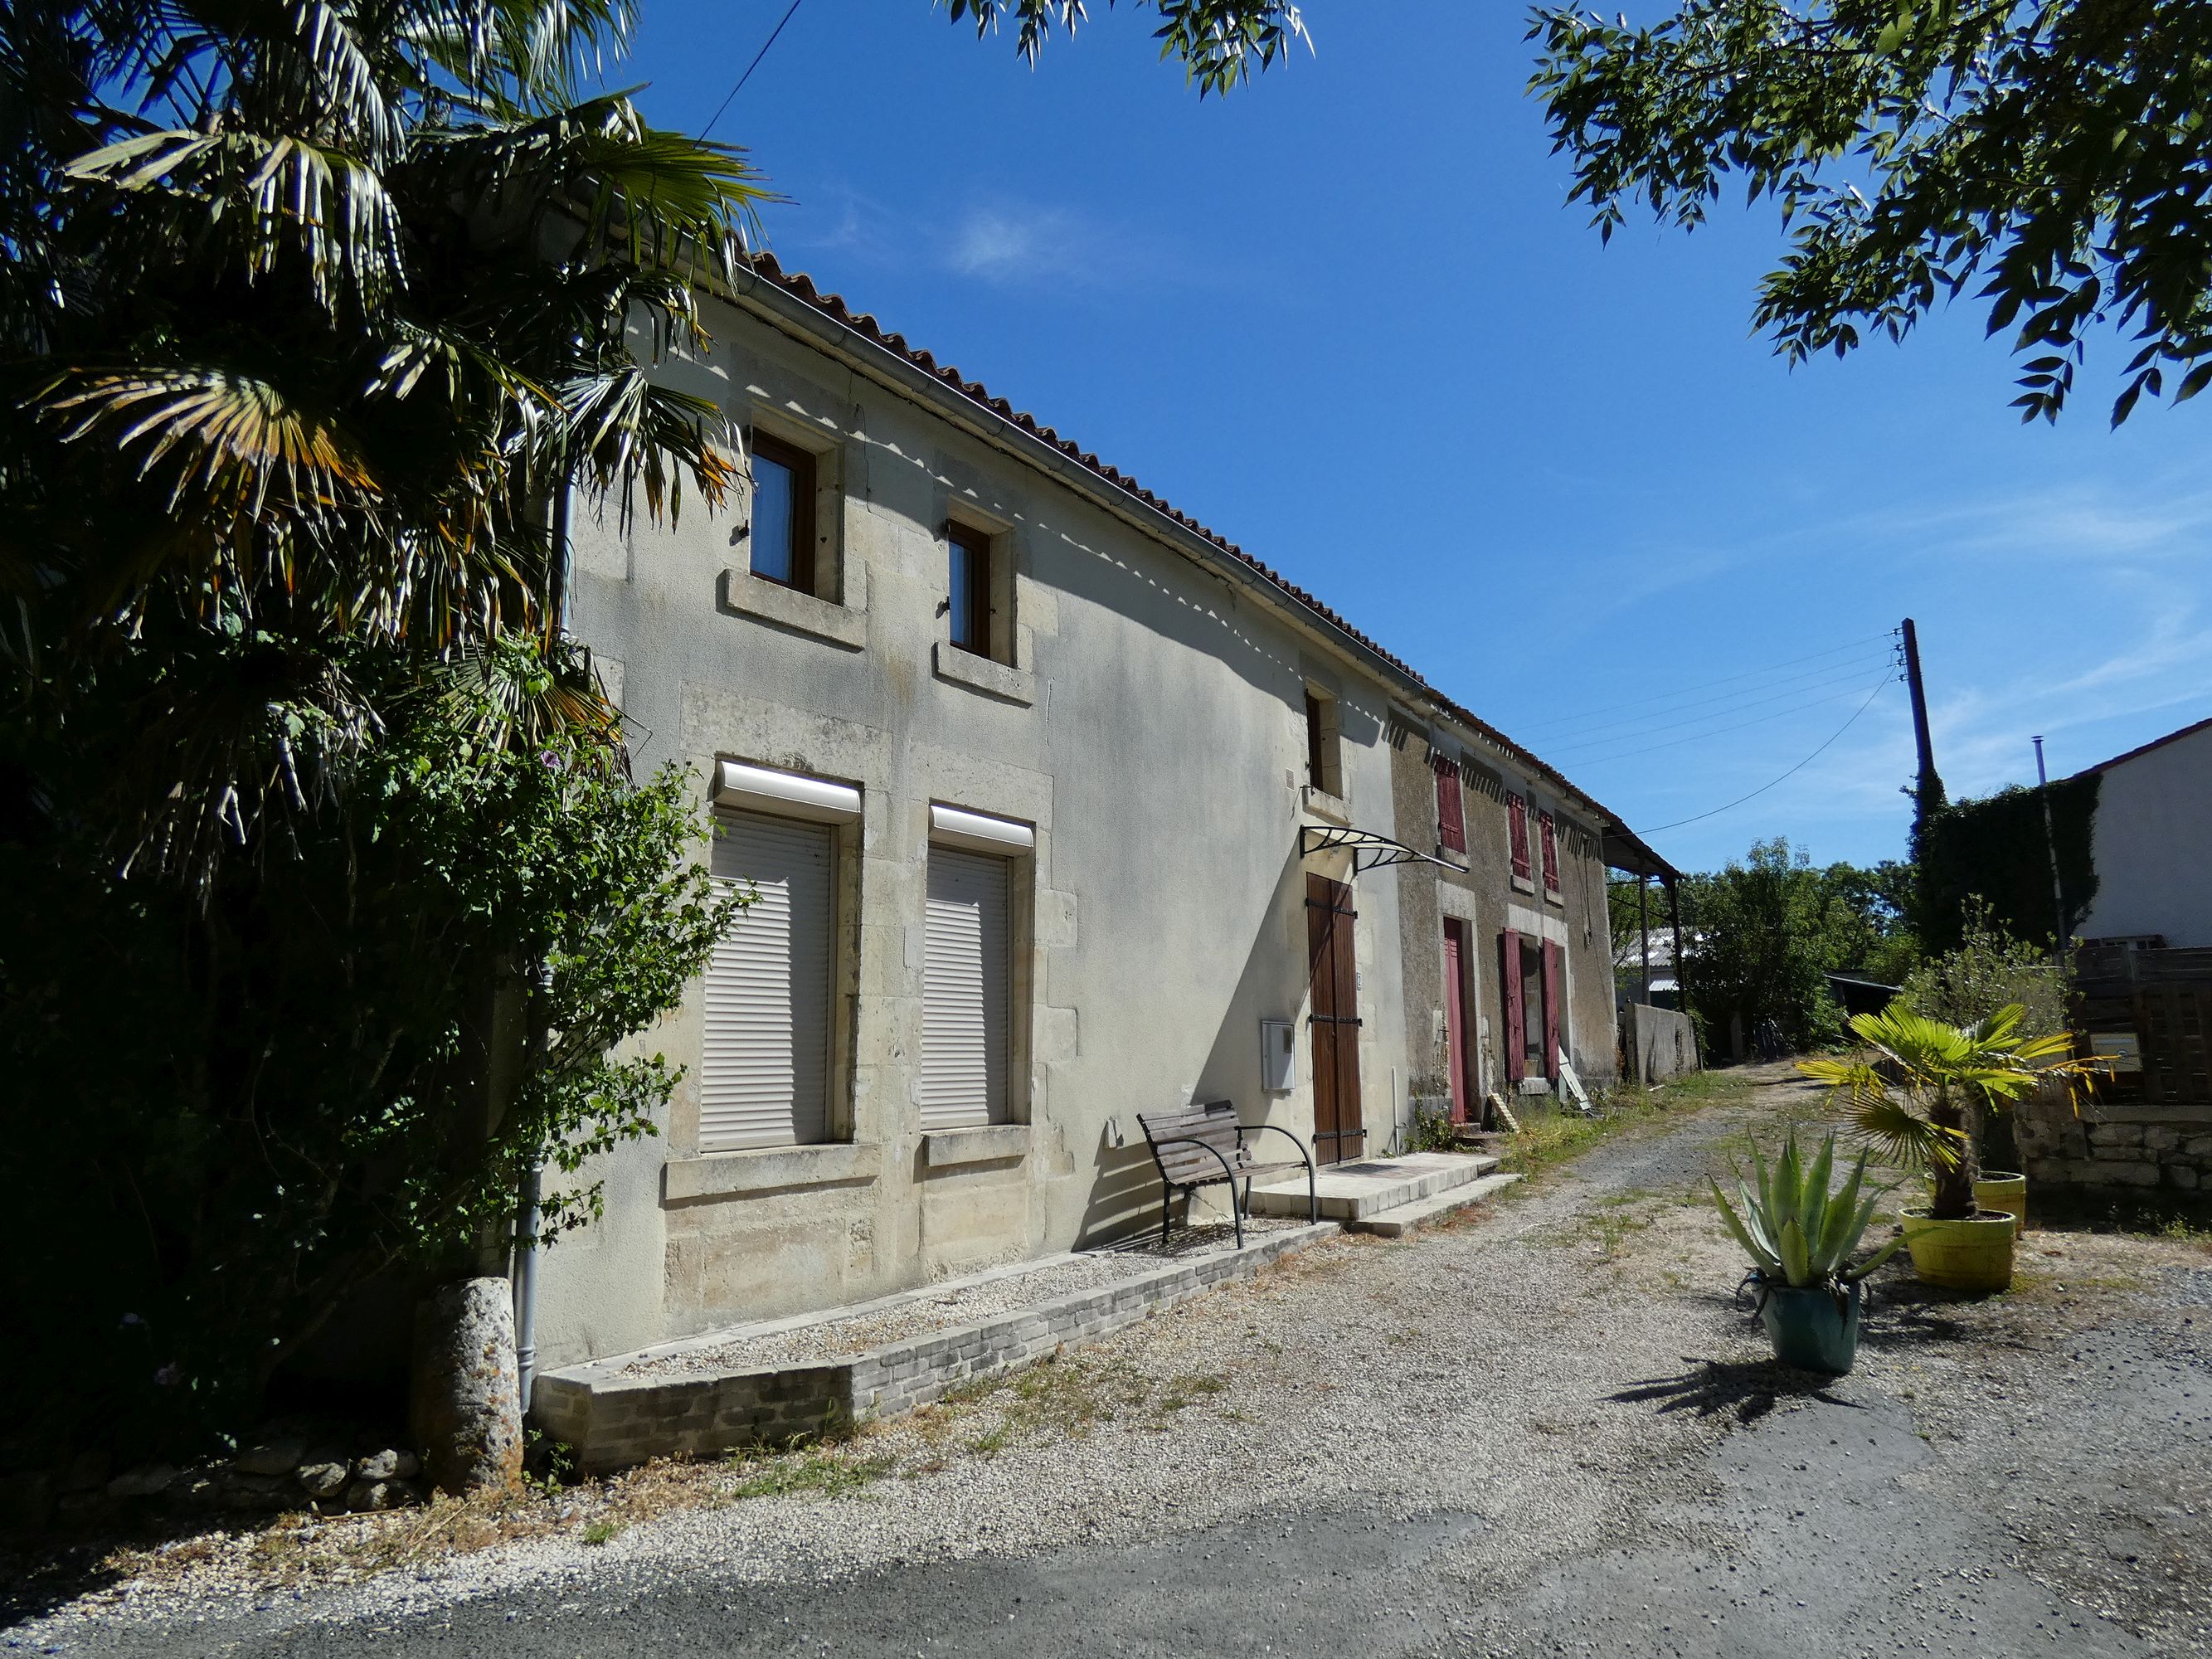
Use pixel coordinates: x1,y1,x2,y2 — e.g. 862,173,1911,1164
1260,1019,1297,1093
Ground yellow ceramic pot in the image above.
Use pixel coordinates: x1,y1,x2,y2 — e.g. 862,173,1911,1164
1925,1170,2028,1236
1900,1207,2016,1293
1974,1171,2027,1234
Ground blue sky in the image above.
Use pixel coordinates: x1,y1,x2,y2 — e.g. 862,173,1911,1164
606,1,2212,875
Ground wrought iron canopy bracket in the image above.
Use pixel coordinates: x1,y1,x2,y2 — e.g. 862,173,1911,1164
1298,824,1456,876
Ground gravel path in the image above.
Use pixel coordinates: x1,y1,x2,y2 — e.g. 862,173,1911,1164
17,1065,2211,1657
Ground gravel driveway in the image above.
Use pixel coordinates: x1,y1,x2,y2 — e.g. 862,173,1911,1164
18,1068,2212,1657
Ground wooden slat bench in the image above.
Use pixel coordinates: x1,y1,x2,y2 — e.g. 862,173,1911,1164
1135,1101,1316,1248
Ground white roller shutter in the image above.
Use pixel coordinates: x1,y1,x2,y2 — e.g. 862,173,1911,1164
702,811,833,1150
920,848,1011,1130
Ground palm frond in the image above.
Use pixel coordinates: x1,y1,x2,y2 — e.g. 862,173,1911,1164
1847,1094,1966,1174
38,363,382,524
68,128,408,314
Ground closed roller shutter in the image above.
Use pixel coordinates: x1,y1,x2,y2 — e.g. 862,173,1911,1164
920,848,1010,1130
702,811,833,1151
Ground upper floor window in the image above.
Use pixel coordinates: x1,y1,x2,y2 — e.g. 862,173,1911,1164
1434,752,1466,854
947,520,994,657
747,431,816,591
1304,688,1343,796
1506,791,1533,884
1539,810,1562,899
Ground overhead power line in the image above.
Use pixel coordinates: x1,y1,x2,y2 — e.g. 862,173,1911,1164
1640,677,1894,834
1515,630,1898,735
701,0,808,140
1561,671,1899,767
1542,655,1898,756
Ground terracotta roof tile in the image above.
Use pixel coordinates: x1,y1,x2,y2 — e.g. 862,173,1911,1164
738,251,1665,870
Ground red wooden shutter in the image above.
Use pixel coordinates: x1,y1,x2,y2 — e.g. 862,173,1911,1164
1500,929,1525,1083
1435,754,1466,854
1541,938,1562,1079
1539,810,1560,895
1507,794,1532,881
1441,922,1469,1123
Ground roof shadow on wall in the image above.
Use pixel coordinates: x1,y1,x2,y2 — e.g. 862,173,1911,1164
1035,515,1386,755
1070,839,1314,1249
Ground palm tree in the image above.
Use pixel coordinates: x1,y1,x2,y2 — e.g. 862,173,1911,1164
2,0,773,883
1799,1003,2095,1219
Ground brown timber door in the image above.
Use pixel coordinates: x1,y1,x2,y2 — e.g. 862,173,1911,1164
1442,919,1471,1124
1306,873,1365,1164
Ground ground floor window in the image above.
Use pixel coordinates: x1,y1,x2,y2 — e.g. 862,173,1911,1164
919,846,1013,1129
1501,928,1563,1085
1520,937,1549,1078
700,810,834,1150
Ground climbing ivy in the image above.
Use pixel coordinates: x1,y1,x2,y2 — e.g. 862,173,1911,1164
1917,777,2100,954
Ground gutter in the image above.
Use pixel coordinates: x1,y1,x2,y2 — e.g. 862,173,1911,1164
706,259,1667,872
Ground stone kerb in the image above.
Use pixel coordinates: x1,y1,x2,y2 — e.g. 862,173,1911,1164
540,1224,1325,1472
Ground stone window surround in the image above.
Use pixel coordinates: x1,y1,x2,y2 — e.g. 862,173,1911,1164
660,721,1063,1209
742,401,851,605
664,1141,881,1205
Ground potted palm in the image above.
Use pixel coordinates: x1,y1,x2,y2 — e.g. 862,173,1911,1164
1800,1003,2096,1293
1713,1130,1900,1374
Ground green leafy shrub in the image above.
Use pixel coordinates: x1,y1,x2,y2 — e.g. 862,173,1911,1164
1900,899,2070,1040
1,640,736,1457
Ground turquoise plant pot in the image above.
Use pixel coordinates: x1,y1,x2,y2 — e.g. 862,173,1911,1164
1757,1280,1862,1375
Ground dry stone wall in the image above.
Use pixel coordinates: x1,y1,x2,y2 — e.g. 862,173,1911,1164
2013,1081,2212,1196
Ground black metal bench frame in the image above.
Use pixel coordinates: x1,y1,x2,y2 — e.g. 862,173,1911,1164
1135,1100,1318,1248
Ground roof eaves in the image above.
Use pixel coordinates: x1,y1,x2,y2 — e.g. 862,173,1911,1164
730,252,1671,873
2072,712,2212,779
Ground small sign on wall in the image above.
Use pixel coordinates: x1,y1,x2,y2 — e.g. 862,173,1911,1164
1260,1019,1296,1092
2091,1032,2142,1073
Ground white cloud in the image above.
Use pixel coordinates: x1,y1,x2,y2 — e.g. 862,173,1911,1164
771,181,1218,293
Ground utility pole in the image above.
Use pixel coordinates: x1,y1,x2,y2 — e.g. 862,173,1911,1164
1901,618,1947,880
2033,736,2069,951
1901,618,1942,804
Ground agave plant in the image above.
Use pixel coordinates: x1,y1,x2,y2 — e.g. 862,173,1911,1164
1711,1130,1902,1292
1799,1002,2099,1220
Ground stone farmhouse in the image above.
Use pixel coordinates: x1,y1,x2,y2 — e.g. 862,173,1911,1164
536,254,1674,1386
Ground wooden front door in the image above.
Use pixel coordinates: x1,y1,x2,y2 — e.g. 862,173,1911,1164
1306,873,1364,1164
1442,919,1471,1124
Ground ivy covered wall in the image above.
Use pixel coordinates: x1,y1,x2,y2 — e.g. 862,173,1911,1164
1918,776,2101,953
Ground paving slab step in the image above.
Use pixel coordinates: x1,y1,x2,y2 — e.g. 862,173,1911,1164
1245,1151,1501,1221
1344,1172,1523,1238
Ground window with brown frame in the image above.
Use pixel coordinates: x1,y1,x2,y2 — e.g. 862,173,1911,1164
946,521,994,657
746,431,816,592
1304,688,1342,795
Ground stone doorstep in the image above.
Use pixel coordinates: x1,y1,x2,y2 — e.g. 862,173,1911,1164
1245,1151,1503,1221
1344,1173,1524,1238
540,1222,1334,1471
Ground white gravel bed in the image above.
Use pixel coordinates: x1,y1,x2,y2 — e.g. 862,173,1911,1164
620,1216,1310,1378
43,1068,2208,1657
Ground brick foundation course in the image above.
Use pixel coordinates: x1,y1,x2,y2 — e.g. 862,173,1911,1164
536,1224,1331,1472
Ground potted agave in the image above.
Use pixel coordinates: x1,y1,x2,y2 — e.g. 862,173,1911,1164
1713,1130,1901,1374
1800,1004,2097,1294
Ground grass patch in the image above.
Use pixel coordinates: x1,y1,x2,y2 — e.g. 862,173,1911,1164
580,1520,621,1546
1495,1071,1762,1184
724,1449,893,1501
